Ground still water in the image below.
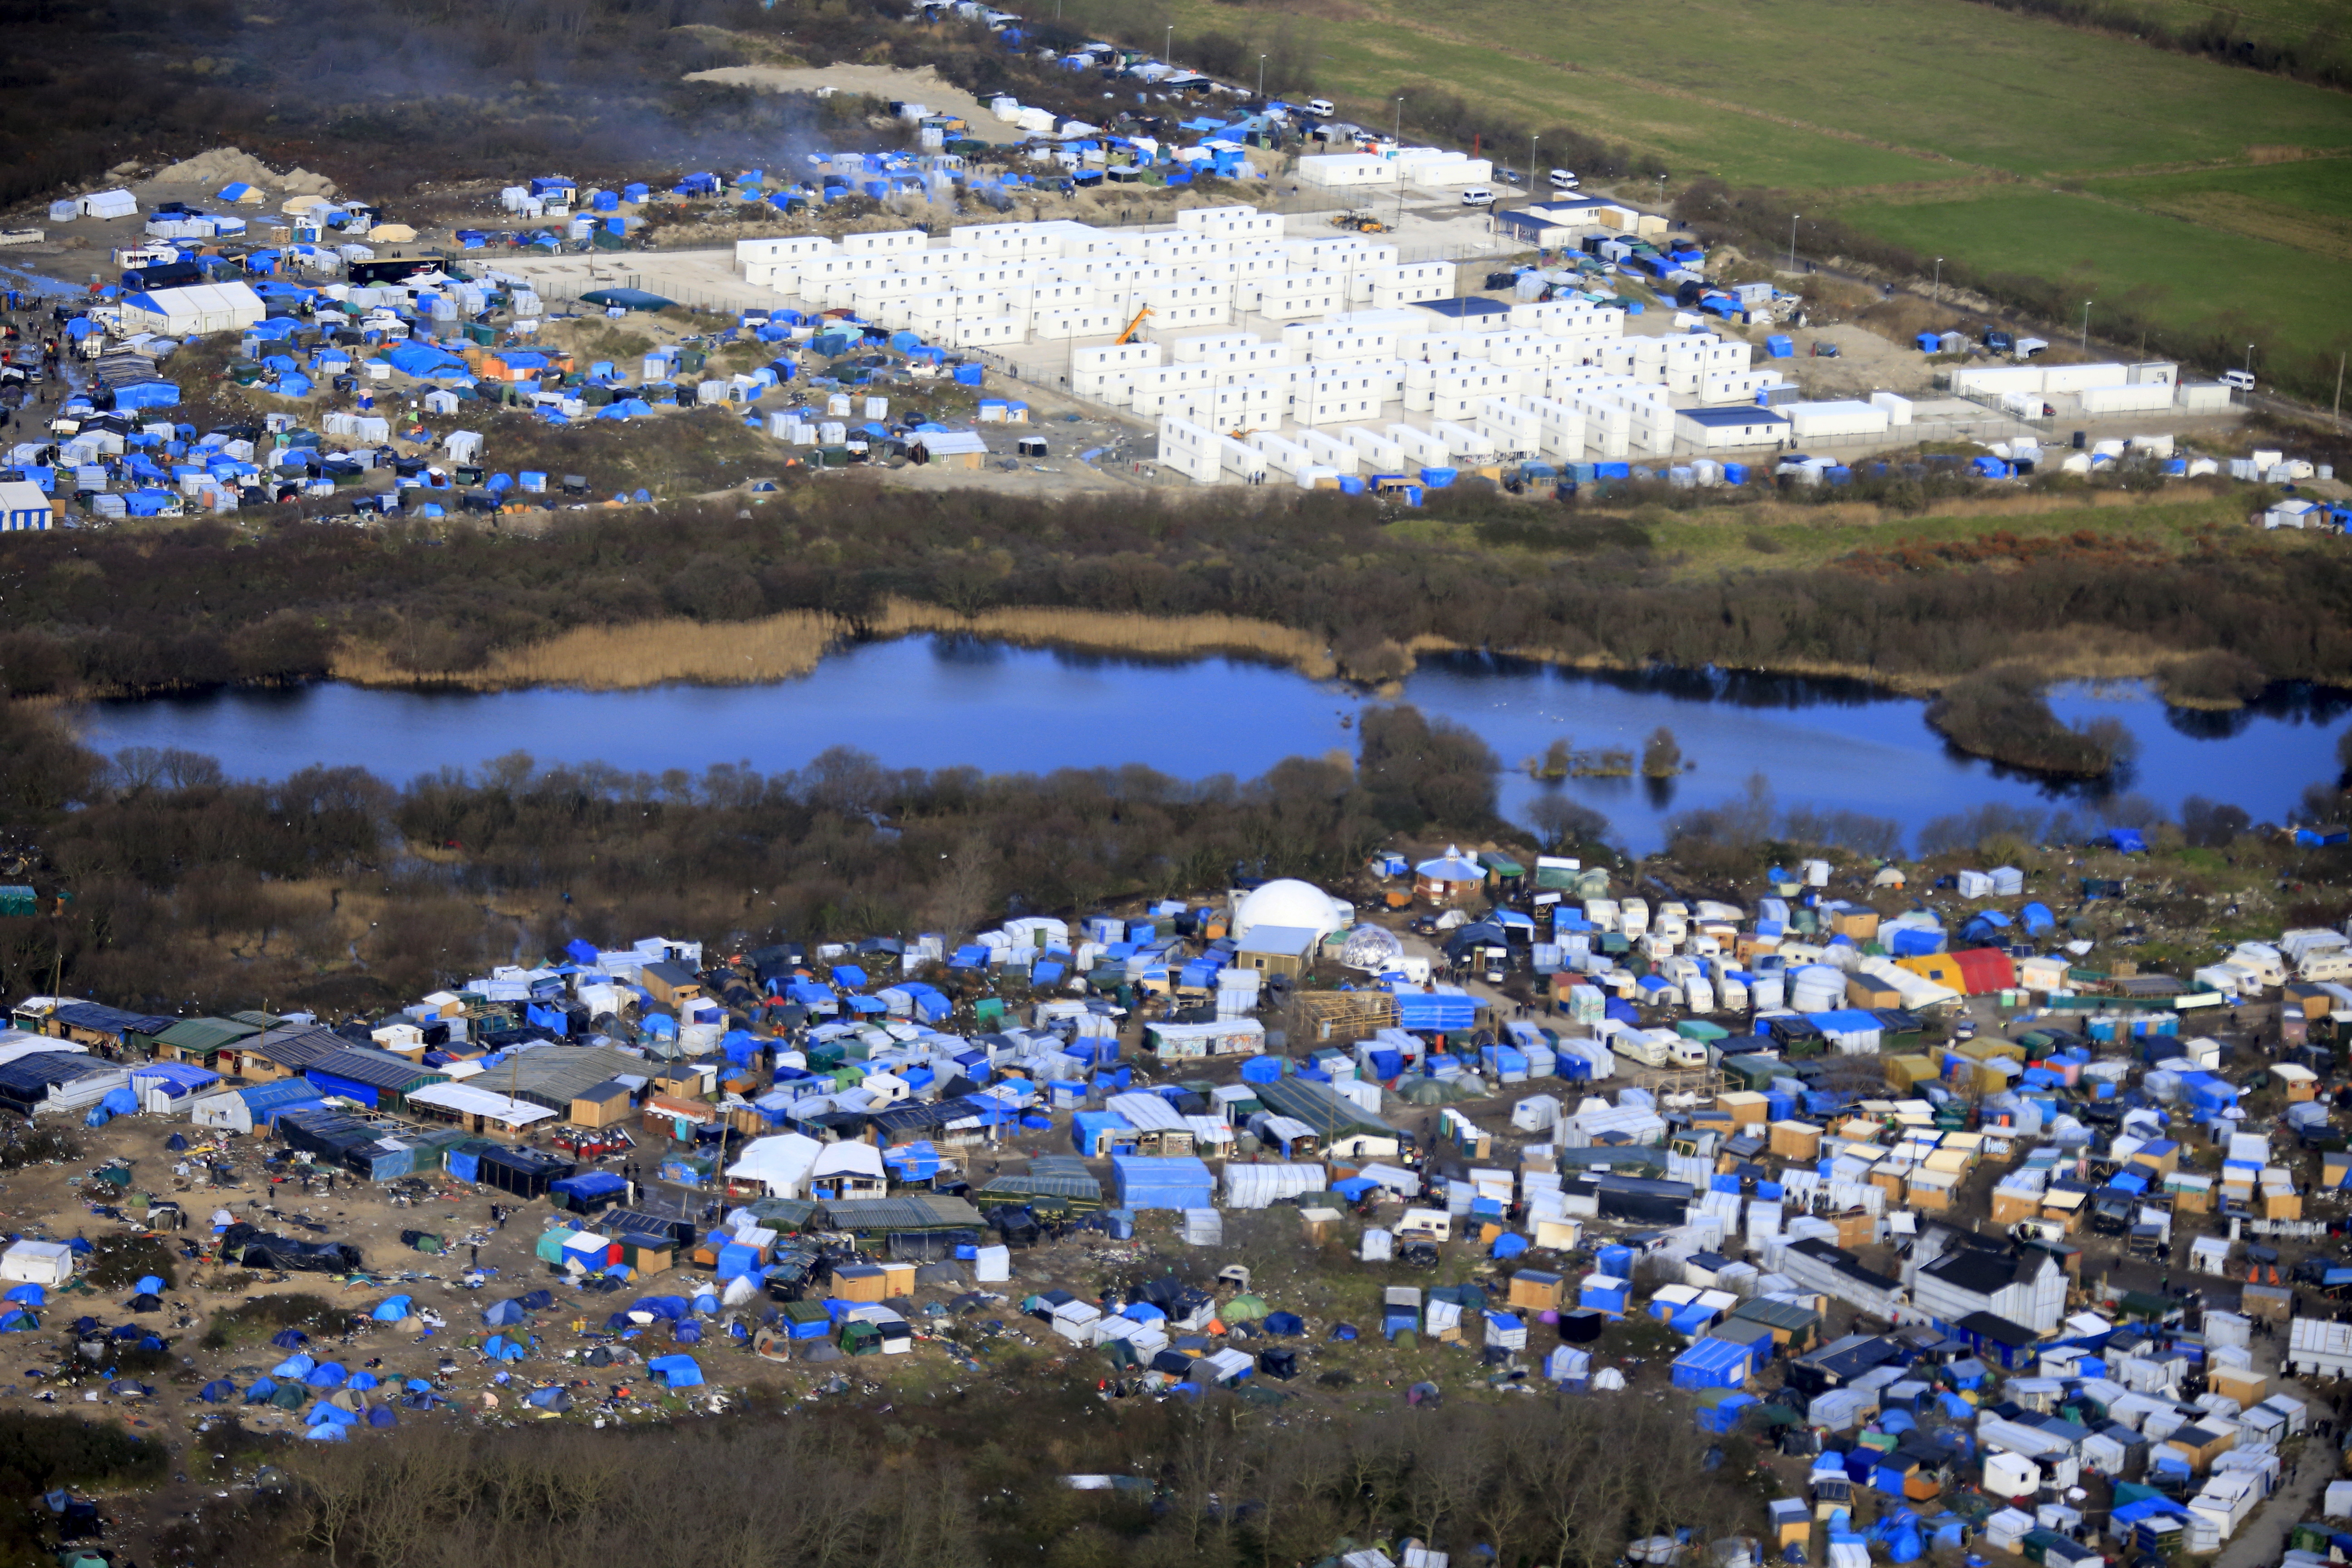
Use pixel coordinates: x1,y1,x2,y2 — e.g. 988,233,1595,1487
71,638,2352,854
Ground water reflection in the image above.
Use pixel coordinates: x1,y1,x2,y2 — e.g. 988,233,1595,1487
71,636,2352,855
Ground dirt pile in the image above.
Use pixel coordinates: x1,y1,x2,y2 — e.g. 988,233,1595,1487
147,147,338,196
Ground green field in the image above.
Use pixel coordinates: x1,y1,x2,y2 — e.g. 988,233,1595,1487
1078,0,2352,389
1839,187,2352,361
2087,158,2352,260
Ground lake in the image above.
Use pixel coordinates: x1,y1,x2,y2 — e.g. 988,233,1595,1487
70,637,2352,853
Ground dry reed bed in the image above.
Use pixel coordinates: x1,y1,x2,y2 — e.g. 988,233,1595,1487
871,600,1338,677
322,585,2221,701
332,612,845,691
330,601,1338,690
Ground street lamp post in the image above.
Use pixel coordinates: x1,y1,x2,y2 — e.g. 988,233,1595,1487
1931,256,1942,302
1165,25,1172,67
1258,54,1266,100
2245,343,2257,376
1529,134,1538,191
2081,300,2092,353
1787,212,1798,272
1388,98,1406,226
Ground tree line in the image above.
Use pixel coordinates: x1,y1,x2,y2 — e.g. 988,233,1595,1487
249,1384,1753,1568
7,485,2351,711
0,699,1504,1017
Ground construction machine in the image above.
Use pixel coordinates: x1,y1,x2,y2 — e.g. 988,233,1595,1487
1330,211,1390,234
1114,305,1152,344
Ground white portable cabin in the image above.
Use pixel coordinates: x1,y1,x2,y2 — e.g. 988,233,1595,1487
0,1239,73,1284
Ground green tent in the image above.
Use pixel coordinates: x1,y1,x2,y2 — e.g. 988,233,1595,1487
1221,1294,1271,1322
534,1228,579,1265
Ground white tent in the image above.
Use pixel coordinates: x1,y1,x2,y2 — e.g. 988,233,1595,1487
119,281,264,338
722,1132,822,1197
0,1239,73,1284
810,1140,886,1196
79,190,137,220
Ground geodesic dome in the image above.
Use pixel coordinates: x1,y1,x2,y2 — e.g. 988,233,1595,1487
1338,922,1406,973
1231,878,1344,944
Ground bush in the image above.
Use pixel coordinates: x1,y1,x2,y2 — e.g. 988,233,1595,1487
200,1293,342,1351
81,1235,178,1293
1925,665,2130,777
2159,649,2267,707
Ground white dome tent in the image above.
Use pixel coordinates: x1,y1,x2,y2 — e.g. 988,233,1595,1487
1230,878,1348,945
1338,923,1406,973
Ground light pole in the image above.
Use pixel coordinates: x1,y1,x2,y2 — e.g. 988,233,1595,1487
1164,25,1172,67
1529,134,1538,191
1787,212,1798,272
2081,300,2092,353
1258,54,1266,100
2244,342,2256,376
1931,256,1942,303
1394,99,1406,229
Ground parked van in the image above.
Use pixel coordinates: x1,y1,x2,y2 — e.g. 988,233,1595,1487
2222,368,2257,392
1396,1207,1452,1243
1548,169,1579,190
1306,98,1336,118
1459,187,1496,208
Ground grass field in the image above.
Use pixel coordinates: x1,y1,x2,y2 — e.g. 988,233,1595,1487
1835,187,2352,357
2088,159,2352,260
1392,490,2272,580
1074,0,2352,387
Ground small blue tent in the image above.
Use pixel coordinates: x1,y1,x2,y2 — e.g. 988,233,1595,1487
647,1354,703,1388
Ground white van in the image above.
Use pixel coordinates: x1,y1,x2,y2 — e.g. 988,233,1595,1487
1548,169,1579,190
1307,98,1336,118
1459,187,1496,208
2222,368,2257,392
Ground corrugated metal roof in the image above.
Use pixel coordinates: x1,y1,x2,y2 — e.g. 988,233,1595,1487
0,1051,114,1095
493,1044,662,1110
248,1025,345,1070
53,1002,176,1037
1730,1295,1822,1332
977,1171,1103,1202
820,1195,984,1232
1253,1077,1395,1137
153,1017,262,1053
307,1046,445,1093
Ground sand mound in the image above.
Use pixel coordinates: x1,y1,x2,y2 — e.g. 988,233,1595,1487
148,147,338,196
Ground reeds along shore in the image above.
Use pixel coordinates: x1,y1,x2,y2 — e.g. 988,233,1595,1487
330,603,1342,691
331,612,847,690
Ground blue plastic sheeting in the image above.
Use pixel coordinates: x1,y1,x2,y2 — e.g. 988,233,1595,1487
371,1295,412,1322
1394,993,1477,1032
1670,1336,1754,1390
647,1354,703,1387
1695,1392,1757,1433
1111,1154,1214,1212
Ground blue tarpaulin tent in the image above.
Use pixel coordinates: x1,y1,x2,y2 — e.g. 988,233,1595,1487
1670,1336,1756,1390
647,1354,703,1388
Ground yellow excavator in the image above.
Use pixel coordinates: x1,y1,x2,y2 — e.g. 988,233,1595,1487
1331,211,1390,234
1114,305,1152,344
